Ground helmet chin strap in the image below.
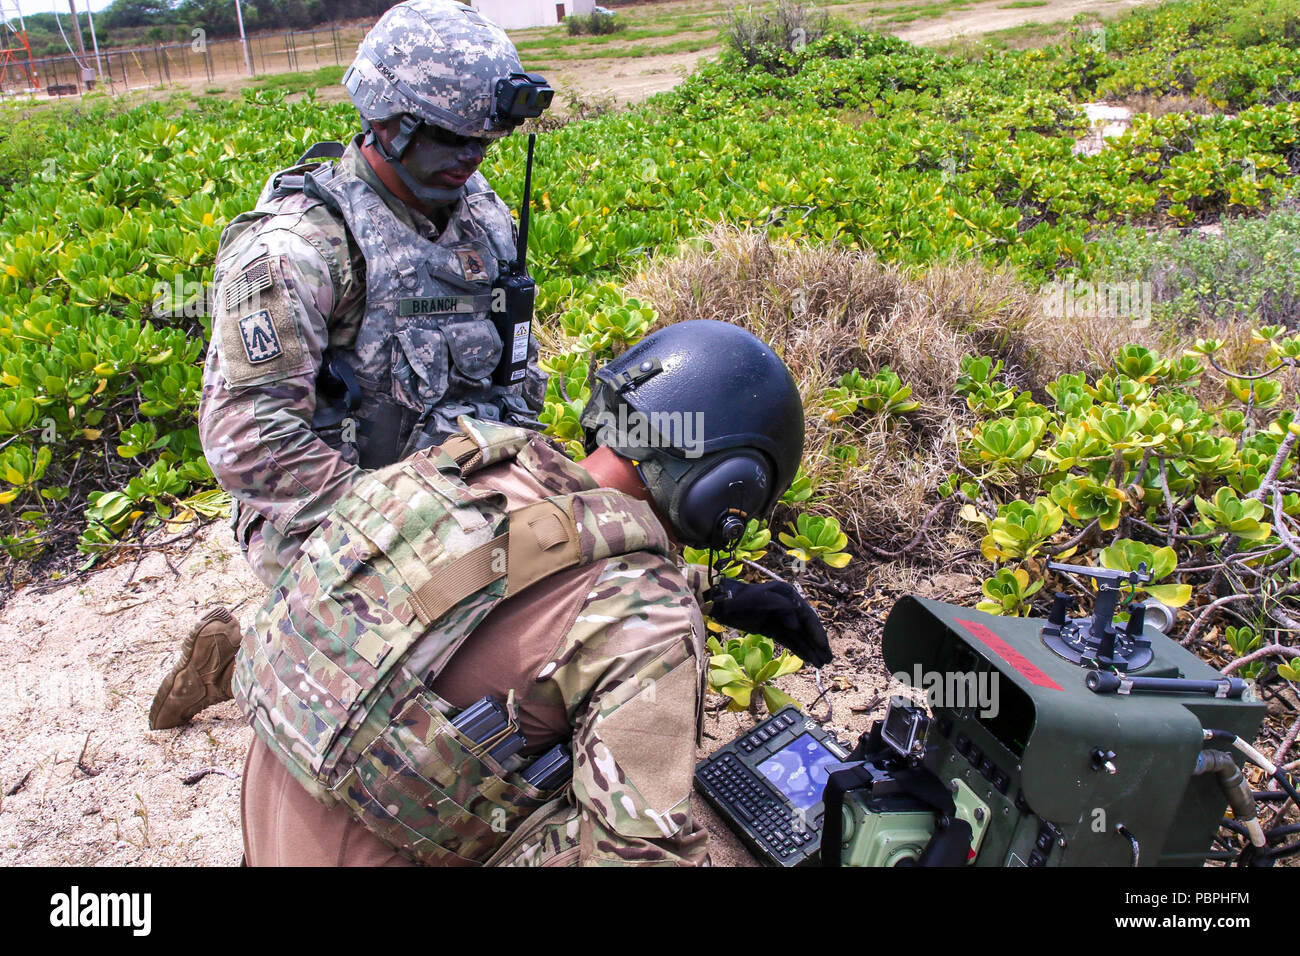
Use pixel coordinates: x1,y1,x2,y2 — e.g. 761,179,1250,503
362,121,465,206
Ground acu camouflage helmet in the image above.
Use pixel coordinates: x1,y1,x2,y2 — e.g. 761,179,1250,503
344,0,528,140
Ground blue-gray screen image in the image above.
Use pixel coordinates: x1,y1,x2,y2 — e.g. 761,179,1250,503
757,733,838,812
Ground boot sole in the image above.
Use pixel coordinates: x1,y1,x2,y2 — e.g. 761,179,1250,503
148,606,237,730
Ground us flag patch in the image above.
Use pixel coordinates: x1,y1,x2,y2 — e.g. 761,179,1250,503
224,258,273,310
238,309,283,363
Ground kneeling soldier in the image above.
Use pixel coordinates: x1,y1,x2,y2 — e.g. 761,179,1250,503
234,320,831,865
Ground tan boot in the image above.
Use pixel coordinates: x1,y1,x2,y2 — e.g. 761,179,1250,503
148,607,242,730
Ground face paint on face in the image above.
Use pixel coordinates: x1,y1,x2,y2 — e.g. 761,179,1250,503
400,125,492,189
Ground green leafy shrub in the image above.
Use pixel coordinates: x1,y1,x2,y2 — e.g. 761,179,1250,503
1224,625,1265,680
963,415,1048,474
779,514,853,568
823,367,920,421
706,632,803,714
977,567,1043,616
780,466,815,506
683,520,771,578
567,10,625,36
952,322,1297,649
1094,207,1300,328
962,497,1065,562
1048,475,1128,531
954,355,1029,417
722,0,831,74
1193,487,1273,542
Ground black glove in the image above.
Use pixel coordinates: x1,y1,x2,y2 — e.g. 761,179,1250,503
706,576,833,667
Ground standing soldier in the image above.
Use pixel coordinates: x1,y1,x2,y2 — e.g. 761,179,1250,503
149,0,553,729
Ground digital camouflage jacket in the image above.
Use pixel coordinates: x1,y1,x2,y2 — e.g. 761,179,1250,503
199,138,543,585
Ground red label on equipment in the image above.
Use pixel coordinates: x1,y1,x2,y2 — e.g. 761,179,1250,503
954,618,1063,691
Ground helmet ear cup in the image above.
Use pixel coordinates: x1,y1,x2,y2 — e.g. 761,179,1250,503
676,452,774,549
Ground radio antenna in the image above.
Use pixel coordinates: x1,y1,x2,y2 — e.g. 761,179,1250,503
515,132,536,270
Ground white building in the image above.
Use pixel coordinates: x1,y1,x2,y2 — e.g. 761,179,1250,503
466,0,597,31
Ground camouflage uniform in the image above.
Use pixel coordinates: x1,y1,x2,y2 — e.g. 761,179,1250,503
200,141,543,586
152,0,553,733
199,0,549,587
238,423,711,866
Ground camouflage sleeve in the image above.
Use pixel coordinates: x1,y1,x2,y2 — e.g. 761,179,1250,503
199,224,363,540
681,562,713,607
543,551,710,866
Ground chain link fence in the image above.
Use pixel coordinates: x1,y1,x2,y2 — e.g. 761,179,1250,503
0,22,373,99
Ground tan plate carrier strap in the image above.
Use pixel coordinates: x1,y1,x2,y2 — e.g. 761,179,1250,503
439,433,485,473
402,439,589,628
405,498,581,627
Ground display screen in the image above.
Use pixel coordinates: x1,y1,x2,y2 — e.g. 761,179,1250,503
756,733,839,812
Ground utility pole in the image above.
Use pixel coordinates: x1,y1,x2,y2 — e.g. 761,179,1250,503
84,1,103,80
234,0,253,76
68,0,94,91
67,0,88,60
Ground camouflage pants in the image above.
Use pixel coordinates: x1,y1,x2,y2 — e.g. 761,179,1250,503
235,504,309,589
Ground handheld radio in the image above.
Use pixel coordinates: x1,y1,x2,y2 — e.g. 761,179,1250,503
491,132,538,388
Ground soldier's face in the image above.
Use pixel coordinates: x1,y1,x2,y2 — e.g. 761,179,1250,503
379,118,492,190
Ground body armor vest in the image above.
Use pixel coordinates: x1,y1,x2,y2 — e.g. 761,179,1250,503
233,420,671,865
248,142,537,470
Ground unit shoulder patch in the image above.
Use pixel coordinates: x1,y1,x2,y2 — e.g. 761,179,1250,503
216,255,312,388
238,309,284,364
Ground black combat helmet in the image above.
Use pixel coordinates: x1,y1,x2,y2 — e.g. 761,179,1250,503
580,320,805,549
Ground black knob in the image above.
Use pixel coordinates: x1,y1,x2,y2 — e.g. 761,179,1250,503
1124,603,1147,640
1087,670,1122,694
1049,592,1071,628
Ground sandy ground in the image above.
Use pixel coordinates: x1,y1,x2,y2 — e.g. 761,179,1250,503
0,524,258,865
0,517,964,867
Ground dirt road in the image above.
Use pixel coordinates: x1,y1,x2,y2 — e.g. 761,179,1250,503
547,0,1159,106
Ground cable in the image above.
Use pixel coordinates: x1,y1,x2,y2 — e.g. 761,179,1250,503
1204,728,1300,813
1266,840,1300,861
1219,817,1248,838
1116,823,1140,866
51,1,88,71
1253,790,1292,802
1269,773,1300,809
1231,736,1278,775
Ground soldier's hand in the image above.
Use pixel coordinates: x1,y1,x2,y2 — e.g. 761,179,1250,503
706,577,832,667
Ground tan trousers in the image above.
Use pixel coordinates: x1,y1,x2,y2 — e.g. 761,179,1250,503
240,738,584,867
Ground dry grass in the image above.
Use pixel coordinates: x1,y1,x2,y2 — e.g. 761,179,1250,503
624,225,1279,558
628,226,1043,552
